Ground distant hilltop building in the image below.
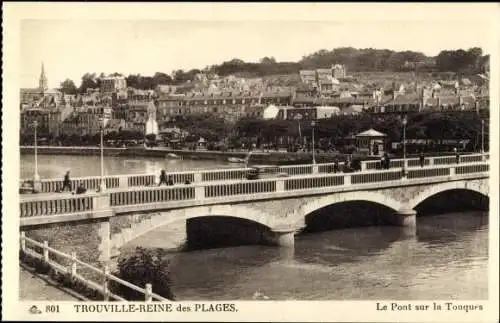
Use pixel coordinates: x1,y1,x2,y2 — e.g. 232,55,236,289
331,64,347,79
299,64,346,94
101,76,127,94
20,62,64,110
39,62,48,91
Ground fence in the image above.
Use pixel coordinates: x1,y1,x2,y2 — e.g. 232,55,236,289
19,162,489,219
21,153,489,194
362,152,488,170
20,233,169,301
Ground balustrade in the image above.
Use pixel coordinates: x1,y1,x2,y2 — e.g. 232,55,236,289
205,180,276,198
285,175,344,191
278,165,313,176
362,152,488,170
455,163,489,175
109,186,195,206
26,153,488,194
20,161,489,219
201,168,249,182
407,167,450,179
351,170,402,184
20,195,94,217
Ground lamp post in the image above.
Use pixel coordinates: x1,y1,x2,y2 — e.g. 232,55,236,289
481,119,485,153
311,120,316,165
99,117,106,192
402,116,408,176
33,120,40,181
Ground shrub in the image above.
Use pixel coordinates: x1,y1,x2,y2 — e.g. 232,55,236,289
111,247,175,301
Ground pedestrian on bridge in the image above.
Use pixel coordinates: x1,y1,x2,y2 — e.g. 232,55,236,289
419,151,425,168
61,171,72,192
333,159,339,173
158,170,168,186
380,154,385,170
454,148,460,164
384,152,390,169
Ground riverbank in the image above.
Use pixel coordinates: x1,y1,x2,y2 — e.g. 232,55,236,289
20,146,480,165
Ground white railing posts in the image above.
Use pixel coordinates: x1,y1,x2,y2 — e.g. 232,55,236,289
102,265,110,301
43,241,49,262
21,232,26,252
344,174,351,186
145,283,153,302
70,251,77,277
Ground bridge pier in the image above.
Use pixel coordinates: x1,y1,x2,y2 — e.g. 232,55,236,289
390,208,417,236
269,228,295,248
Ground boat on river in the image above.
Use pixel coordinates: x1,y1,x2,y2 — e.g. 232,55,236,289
166,153,181,159
228,157,246,163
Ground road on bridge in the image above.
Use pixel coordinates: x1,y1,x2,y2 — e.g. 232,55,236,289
19,165,414,200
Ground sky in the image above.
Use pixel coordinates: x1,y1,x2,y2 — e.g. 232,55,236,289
17,4,496,89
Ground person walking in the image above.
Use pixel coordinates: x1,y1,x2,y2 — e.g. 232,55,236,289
333,158,339,173
384,152,390,169
61,170,72,192
419,151,425,168
158,170,168,186
380,154,386,170
454,148,460,164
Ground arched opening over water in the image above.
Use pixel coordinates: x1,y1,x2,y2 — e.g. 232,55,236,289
185,216,275,251
414,189,489,245
300,200,398,234
414,189,489,216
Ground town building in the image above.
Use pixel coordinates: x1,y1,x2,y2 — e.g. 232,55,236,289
155,91,292,122
59,105,112,137
332,64,347,79
100,76,127,94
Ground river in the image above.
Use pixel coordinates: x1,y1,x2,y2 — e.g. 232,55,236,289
20,154,235,179
20,154,489,300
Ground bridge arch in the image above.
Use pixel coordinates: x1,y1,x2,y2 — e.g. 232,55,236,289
294,191,403,227
408,180,488,210
111,204,280,253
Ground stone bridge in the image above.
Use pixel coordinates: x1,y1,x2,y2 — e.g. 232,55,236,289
19,161,489,266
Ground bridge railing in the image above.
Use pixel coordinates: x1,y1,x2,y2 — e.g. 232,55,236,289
20,194,96,218
20,233,169,301
22,152,488,194
109,186,195,207
19,161,489,218
361,152,488,170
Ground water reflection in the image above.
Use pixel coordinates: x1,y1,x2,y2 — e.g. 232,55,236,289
20,154,234,178
156,211,488,300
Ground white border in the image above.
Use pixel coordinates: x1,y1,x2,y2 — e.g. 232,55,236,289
2,3,499,322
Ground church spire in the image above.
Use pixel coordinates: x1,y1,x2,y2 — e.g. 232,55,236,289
39,61,48,91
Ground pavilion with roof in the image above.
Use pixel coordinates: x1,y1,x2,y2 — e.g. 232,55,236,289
355,128,387,156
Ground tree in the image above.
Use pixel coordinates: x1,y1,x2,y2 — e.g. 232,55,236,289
59,79,78,95
111,247,175,300
79,73,99,93
260,57,277,65
153,72,172,86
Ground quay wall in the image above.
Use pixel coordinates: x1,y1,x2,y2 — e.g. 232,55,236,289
20,146,338,164
20,146,476,165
